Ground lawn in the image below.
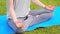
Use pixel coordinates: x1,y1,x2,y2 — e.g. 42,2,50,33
0,0,60,34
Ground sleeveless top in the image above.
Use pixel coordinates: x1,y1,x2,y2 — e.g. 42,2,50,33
7,0,31,19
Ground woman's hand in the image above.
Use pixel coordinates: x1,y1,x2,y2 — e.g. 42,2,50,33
45,5,55,10
14,20,24,28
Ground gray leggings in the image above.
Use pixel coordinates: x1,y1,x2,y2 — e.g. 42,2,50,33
8,9,53,33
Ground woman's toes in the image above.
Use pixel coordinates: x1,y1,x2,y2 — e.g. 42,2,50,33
36,15,40,17
28,15,31,17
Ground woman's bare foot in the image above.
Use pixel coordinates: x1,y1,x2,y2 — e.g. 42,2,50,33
28,14,31,17
36,15,40,17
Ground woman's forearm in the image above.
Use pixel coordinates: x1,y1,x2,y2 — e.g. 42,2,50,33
8,0,17,22
10,8,17,22
31,0,46,8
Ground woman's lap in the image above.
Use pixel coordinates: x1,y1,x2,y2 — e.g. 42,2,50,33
8,9,53,33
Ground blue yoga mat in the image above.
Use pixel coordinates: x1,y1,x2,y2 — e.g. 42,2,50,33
0,6,60,34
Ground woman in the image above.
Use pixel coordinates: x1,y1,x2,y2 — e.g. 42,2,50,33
7,0,54,34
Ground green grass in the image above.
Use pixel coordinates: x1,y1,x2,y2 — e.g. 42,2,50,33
0,0,6,15
24,26,60,34
0,0,60,34
30,0,60,10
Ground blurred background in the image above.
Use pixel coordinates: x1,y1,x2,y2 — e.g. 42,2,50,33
0,0,60,34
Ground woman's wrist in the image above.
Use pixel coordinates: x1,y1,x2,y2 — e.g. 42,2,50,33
43,5,46,8
13,19,18,23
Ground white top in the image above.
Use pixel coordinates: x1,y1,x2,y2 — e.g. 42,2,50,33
7,0,31,18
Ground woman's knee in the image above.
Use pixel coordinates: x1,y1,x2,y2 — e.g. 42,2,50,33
38,12,53,20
